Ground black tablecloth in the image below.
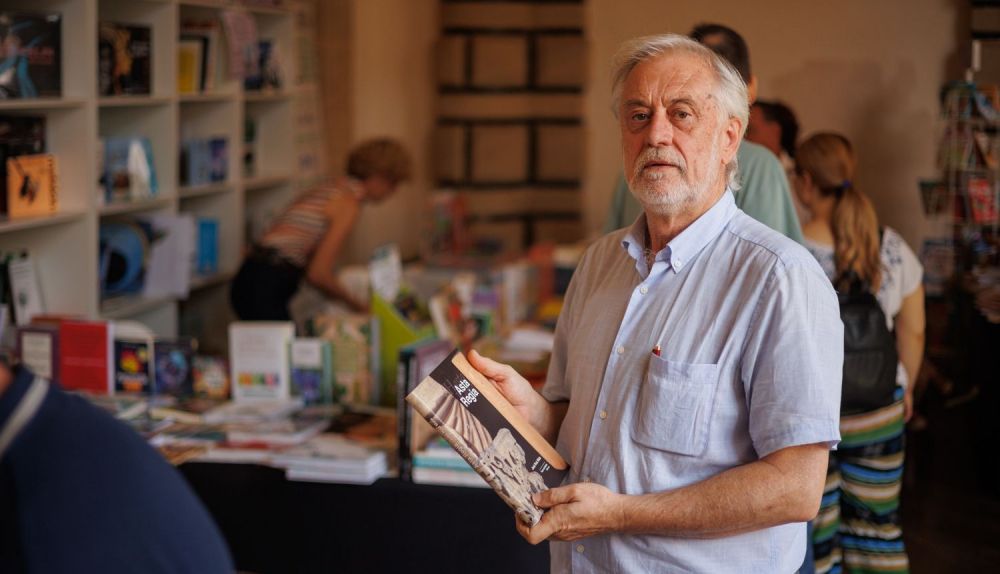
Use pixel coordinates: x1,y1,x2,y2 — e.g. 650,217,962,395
181,463,550,574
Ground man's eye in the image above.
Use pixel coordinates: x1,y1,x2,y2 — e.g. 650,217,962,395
674,110,691,120
631,112,649,122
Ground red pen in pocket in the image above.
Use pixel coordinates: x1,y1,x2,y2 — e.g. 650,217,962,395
652,344,661,357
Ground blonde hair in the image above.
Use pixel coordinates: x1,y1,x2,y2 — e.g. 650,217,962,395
346,138,412,183
796,132,881,291
610,34,749,190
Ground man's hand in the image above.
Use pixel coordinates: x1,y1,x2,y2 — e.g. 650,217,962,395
515,483,625,545
468,349,540,424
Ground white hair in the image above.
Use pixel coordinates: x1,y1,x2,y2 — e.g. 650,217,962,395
610,34,749,190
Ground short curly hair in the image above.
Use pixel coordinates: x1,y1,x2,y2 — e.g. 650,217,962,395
346,138,412,183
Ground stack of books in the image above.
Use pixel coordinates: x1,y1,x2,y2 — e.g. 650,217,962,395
272,434,388,485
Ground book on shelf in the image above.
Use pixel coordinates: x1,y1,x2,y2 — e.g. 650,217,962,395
6,153,57,219
193,355,230,399
0,115,45,216
101,137,158,205
7,254,45,327
406,350,569,526
154,338,197,398
98,22,152,96
244,39,283,92
142,214,195,299
967,177,999,224
177,38,204,95
30,317,114,395
0,12,61,99
195,218,219,276
180,137,228,186
180,19,221,92
396,338,454,481
229,321,295,401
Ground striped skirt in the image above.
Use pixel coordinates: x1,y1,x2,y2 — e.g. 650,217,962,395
813,394,908,574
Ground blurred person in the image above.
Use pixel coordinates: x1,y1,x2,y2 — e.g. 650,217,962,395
230,138,412,320
749,99,810,223
795,132,925,574
605,23,803,243
0,361,233,573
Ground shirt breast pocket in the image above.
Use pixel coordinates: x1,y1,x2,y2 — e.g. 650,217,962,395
632,356,720,457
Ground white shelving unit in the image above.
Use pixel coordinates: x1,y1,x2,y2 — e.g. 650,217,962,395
0,0,323,351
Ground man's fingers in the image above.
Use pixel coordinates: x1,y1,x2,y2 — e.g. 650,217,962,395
469,349,512,380
534,486,573,509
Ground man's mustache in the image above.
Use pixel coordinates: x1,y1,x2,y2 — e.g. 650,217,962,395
633,148,687,179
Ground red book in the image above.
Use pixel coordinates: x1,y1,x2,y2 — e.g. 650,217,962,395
58,320,113,394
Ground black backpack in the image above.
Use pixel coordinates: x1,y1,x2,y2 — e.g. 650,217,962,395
837,268,899,415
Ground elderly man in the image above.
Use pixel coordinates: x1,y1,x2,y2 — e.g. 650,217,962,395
604,24,803,244
470,35,842,573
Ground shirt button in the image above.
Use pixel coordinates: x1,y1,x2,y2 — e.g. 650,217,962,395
599,410,608,420
616,345,624,355
576,545,585,553
640,285,648,294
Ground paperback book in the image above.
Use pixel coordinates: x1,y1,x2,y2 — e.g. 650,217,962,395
406,350,569,526
0,12,62,99
7,153,57,219
98,22,152,96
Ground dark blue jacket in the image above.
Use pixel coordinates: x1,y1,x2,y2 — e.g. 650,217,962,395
0,365,233,573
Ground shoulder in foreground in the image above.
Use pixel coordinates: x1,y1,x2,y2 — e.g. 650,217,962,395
725,212,820,270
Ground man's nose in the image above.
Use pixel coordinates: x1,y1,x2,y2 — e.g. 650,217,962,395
645,110,674,148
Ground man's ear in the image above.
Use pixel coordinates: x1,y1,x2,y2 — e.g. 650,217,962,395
746,75,758,104
722,116,742,165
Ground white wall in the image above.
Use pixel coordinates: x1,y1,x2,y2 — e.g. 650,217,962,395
584,0,965,250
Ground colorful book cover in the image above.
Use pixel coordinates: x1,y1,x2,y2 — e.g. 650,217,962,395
7,255,44,326
0,12,62,99
397,338,454,481
406,349,569,526
228,321,294,401
154,338,196,397
177,37,203,95
313,313,375,405
290,337,334,405
98,22,152,96
193,355,229,399
114,338,152,394
103,137,158,204
967,177,998,224
196,218,219,275
6,153,57,219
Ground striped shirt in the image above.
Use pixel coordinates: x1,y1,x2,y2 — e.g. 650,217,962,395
259,183,346,268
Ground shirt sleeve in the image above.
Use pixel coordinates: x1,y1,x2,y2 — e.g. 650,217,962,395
894,230,924,297
735,146,804,244
740,258,844,458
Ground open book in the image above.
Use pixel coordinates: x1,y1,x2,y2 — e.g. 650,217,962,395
406,350,568,526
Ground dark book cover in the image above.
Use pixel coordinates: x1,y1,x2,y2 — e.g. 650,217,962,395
406,349,569,525
114,338,152,394
0,115,45,215
98,22,152,96
154,338,196,397
0,12,61,99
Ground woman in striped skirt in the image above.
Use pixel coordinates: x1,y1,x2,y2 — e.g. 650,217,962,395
794,133,925,574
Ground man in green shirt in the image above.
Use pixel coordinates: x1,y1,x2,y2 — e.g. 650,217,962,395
604,24,803,244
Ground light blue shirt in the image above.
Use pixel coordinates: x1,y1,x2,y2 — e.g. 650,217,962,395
543,191,843,573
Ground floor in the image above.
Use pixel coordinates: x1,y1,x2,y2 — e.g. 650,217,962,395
902,381,1000,573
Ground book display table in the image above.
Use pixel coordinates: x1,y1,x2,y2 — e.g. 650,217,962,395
181,463,549,573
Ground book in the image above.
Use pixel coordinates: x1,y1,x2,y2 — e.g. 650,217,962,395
202,398,302,424
0,12,62,99
226,414,330,447
7,254,44,326
177,37,203,95
272,433,388,485
17,322,58,382
114,338,152,394
149,396,222,424
7,153,57,219
229,321,295,401
180,19,220,92
98,22,152,96
56,319,114,395
967,176,998,224
290,338,334,405
153,338,196,397
102,137,158,205
412,466,489,488
0,115,45,215
193,355,229,399
397,338,454,481
195,218,219,276
406,350,569,525
313,313,375,405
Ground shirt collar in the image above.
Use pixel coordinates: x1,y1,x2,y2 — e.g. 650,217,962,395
621,190,738,273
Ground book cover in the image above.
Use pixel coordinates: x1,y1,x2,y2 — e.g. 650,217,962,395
228,321,294,401
16,322,58,383
98,22,152,96
313,313,374,405
397,338,454,481
58,319,113,395
7,153,57,219
967,177,998,224
193,355,229,399
177,37,203,95
102,137,158,204
406,349,569,526
290,337,334,405
195,218,219,276
114,338,152,394
154,337,196,397
0,12,62,99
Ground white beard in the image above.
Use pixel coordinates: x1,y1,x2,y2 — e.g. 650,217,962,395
627,146,720,217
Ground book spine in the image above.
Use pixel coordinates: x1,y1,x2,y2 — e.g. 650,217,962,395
407,390,543,526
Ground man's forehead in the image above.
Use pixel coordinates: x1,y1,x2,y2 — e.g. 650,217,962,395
622,53,715,103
